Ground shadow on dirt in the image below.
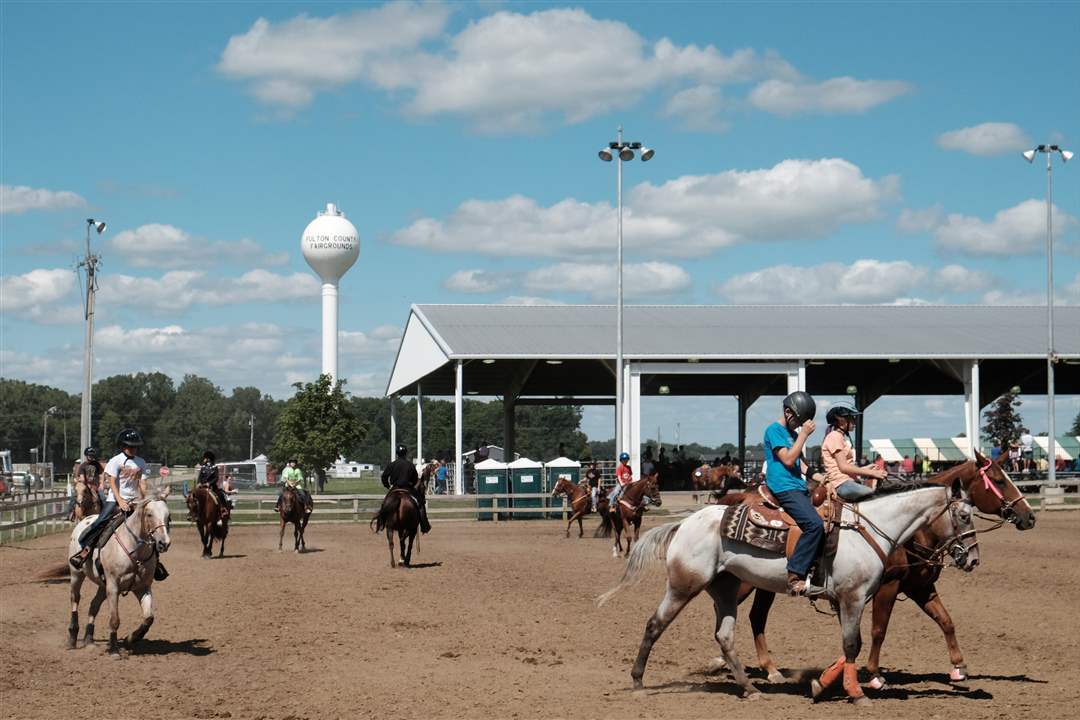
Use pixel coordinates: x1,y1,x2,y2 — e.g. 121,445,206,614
132,638,214,656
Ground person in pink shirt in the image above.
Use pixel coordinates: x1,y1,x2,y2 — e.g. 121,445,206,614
820,405,886,501
901,455,915,475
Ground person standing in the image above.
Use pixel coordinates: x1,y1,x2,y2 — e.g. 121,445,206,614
69,429,148,568
434,460,448,495
584,461,602,511
763,392,820,596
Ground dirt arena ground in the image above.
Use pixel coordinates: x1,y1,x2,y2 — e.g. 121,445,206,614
2,511,1078,720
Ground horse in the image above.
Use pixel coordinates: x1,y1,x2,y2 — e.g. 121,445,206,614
371,467,431,568
601,477,979,705
690,463,742,499
551,477,594,538
594,492,611,538
187,485,228,559
278,486,311,553
606,474,662,558
71,480,102,522
66,486,172,655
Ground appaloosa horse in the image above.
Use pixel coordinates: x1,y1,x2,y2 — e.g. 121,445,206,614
606,474,662,558
602,477,980,705
551,476,594,538
717,453,1032,689
187,485,228,559
278,486,311,553
67,486,172,655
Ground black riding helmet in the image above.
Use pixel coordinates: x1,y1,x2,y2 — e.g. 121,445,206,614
782,391,817,425
826,404,861,426
396,443,408,458
116,427,143,448
84,446,98,460
202,450,216,464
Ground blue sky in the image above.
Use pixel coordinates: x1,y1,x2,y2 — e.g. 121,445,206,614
2,1,1078,446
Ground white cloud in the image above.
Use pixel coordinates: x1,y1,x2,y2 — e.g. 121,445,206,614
218,2,452,110
524,261,691,301
220,5,902,132
444,268,512,293
99,269,320,312
897,205,944,234
662,85,730,132
108,223,287,269
933,264,994,292
0,268,77,311
934,199,1078,256
395,159,897,258
937,122,1032,156
748,76,912,115
340,327,402,357
719,259,927,304
0,184,87,214
500,295,567,306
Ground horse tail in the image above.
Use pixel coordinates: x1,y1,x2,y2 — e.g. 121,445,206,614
594,510,612,538
38,562,71,581
371,493,396,533
597,521,681,606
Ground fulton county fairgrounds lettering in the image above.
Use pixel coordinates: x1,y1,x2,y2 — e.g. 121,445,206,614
304,234,358,251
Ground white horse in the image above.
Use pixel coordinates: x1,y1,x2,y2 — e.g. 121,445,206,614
67,487,172,655
600,481,978,705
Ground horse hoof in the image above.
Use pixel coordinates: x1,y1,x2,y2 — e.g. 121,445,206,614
949,666,968,682
66,637,77,650
742,690,762,701
810,679,824,701
867,675,886,690
767,671,787,684
631,679,644,691
851,695,871,707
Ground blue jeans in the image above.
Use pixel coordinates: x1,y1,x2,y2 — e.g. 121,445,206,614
773,489,824,577
608,484,626,505
78,500,118,549
836,480,874,501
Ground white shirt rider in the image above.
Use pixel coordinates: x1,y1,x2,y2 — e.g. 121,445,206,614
104,451,148,510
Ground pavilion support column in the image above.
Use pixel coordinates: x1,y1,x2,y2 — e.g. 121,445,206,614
855,390,867,465
389,397,397,464
963,363,974,459
416,383,423,464
737,393,749,476
503,396,516,463
970,360,980,457
629,368,641,479
454,360,464,495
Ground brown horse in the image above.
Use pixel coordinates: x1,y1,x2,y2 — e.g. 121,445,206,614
278,486,311,553
690,464,742,499
719,453,1034,688
371,466,432,568
71,481,102,523
187,485,228,559
607,474,662,558
551,477,593,538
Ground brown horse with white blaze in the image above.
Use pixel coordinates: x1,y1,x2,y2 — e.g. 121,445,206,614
608,474,662,558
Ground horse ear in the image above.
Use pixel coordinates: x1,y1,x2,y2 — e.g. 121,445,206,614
974,449,987,464
161,484,172,499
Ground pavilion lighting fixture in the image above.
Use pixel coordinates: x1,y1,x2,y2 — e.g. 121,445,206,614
482,359,496,364
846,385,858,396
597,126,654,460
466,390,479,395
1022,142,1071,486
808,360,826,366
545,359,563,365
1010,385,1022,394
658,385,671,395
687,358,699,363
888,358,901,364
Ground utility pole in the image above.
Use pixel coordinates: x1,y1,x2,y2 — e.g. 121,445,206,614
78,219,107,452
249,413,255,460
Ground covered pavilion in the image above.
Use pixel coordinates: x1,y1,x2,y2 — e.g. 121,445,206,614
384,304,1080,493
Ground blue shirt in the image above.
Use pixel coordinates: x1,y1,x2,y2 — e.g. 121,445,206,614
764,421,805,493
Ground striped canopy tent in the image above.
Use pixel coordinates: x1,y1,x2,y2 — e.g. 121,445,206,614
1032,436,1080,461
868,438,970,462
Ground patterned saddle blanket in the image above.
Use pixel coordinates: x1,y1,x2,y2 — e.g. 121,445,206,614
720,503,789,554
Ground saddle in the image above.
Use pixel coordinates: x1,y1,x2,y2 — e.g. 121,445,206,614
721,484,843,563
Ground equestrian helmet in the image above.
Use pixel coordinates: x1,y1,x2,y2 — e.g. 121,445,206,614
83,446,98,460
826,404,861,426
202,450,216,463
619,452,630,462
116,427,143,448
782,391,817,424
396,443,408,458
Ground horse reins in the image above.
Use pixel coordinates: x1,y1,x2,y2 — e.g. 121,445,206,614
842,490,975,570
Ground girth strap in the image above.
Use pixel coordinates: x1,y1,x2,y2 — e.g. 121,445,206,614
849,522,890,565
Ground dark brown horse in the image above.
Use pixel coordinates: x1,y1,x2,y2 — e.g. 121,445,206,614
371,466,432,568
551,477,593,538
720,453,1033,688
607,474,662,558
278,486,311,553
187,485,228,559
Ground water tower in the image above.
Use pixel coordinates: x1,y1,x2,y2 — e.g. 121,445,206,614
301,203,359,383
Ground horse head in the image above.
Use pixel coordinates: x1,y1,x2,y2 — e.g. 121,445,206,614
691,464,711,489
642,473,662,507
942,478,979,571
140,484,172,554
551,476,573,497
971,452,1036,530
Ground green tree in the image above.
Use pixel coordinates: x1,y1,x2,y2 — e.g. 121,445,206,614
982,389,1024,450
270,374,367,487
153,375,227,465
0,378,79,467
1070,408,1080,436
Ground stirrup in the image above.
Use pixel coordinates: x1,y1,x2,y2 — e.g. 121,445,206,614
70,549,89,569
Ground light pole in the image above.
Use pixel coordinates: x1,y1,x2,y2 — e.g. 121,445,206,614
42,406,57,466
78,218,107,454
1023,144,1072,484
598,127,654,460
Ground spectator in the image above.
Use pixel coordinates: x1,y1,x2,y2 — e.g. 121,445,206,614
921,455,932,477
1020,430,1034,472
434,459,448,495
901,454,914,476
913,453,922,479
1008,444,1021,473
873,454,886,472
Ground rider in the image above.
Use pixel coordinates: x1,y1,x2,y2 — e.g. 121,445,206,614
381,444,431,533
819,405,887,501
275,460,312,513
69,428,148,569
641,448,657,479
192,451,230,523
68,446,104,521
607,452,633,509
763,392,821,597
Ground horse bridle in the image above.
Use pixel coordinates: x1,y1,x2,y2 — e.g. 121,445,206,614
113,503,168,571
976,460,1026,525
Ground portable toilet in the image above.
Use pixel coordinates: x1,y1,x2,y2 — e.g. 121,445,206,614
475,459,508,521
508,457,544,519
545,456,582,518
